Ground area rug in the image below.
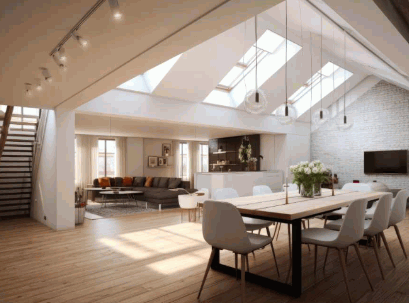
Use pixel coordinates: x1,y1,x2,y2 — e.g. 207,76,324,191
85,201,157,219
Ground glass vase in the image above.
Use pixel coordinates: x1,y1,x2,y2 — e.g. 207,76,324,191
314,183,322,196
300,184,314,198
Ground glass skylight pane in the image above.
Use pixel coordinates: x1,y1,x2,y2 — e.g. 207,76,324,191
256,30,284,53
203,90,235,107
117,75,150,93
240,46,257,65
219,66,244,87
144,54,182,91
321,62,339,77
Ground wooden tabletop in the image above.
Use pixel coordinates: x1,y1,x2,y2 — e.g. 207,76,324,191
200,189,388,221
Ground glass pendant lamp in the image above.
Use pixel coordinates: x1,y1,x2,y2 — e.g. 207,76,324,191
244,15,267,114
336,30,354,130
276,0,297,125
312,17,329,126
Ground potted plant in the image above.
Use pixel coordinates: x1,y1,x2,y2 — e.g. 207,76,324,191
248,157,258,171
75,187,86,224
238,143,252,170
290,161,329,198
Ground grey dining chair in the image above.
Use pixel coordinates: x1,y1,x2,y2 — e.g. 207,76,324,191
325,193,394,280
302,198,373,303
198,200,278,302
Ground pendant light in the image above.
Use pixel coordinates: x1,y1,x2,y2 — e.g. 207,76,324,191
244,15,267,114
336,30,354,130
276,0,297,125
312,16,329,125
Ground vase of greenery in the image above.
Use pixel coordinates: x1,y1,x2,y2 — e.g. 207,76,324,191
238,143,252,171
290,161,329,198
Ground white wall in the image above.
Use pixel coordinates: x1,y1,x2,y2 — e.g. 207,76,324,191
143,138,174,177
126,137,144,176
260,134,276,171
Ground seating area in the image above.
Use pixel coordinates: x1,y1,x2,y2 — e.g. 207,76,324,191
2,0,409,302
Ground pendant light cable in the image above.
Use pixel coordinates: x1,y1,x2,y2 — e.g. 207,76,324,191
320,16,323,118
255,15,258,92
285,0,288,115
344,30,347,123
332,24,335,109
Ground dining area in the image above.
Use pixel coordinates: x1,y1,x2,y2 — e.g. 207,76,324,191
193,180,409,303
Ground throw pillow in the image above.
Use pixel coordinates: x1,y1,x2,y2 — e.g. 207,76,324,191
168,178,182,189
133,177,146,187
115,177,123,187
152,177,161,188
99,177,111,187
123,177,133,186
145,176,154,187
158,177,169,188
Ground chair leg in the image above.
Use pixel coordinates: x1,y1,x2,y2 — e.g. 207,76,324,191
353,243,374,291
266,227,280,277
323,247,330,272
198,248,216,299
372,236,385,280
345,246,349,264
275,223,282,241
285,224,292,283
314,245,318,274
324,217,328,226
241,254,246,303
235,253,239,280
302,221,311,252
246,255,250,272
258,229,261,235
337,248,353,303
380,231,395,268
393,225,407,259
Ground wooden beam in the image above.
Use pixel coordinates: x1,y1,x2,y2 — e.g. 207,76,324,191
0,106,15,162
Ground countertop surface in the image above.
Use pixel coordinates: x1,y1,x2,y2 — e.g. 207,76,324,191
195,170,281,175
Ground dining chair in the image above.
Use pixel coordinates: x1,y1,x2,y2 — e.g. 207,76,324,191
198,200,278,302
366,190,408,258
253,185,273,196
302,198,373,303
196,188,210,219
212,188,279,274
325,193,394,280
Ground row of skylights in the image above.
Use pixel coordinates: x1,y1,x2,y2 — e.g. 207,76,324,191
285,62,353,117
204,30,302,108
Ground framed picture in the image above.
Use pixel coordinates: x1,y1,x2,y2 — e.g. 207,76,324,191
148,156,158,168
162,143,172,157
158,158,165,166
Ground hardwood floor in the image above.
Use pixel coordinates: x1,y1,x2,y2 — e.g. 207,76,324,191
1,209,409,303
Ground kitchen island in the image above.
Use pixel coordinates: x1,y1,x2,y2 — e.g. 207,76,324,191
194,170,283,198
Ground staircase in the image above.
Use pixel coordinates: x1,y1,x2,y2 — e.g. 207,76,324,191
0,106,40,219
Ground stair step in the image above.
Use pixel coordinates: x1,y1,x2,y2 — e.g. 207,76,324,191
5,139,35,142
10,114,39,120
0,160,32,163
0,203,30,207
7,121,37,126
4,144,33,148
0,193,31,197
0,187,32,190
0,166,32,169
0,209,30,214
0,181,31,184
0,172,32,175
0,197,31,201
0,177,31,179
2,149,33,153
0,155,32,158
5,133,35,137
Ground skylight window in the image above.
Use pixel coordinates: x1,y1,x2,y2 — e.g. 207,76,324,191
276,62,353,117
117,54,182,93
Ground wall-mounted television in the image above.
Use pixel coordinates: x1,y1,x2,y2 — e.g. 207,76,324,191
364,150,408,174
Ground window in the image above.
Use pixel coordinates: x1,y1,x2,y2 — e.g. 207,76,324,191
98,139,116,177
278,62,353,117
200,144,209,172
179,143,188,181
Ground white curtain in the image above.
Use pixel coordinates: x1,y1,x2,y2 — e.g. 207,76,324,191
173,140,181,178
190,141,201,187
76,135,98,202
115,137,127,176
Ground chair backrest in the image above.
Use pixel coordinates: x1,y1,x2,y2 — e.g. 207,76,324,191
366,193,393,235
389,190,408,226
202,200,251,251
253,185,272,196
198,188,210,199
336,198,368,247
282,183,298,192
342,183,372,192
212,188,239,200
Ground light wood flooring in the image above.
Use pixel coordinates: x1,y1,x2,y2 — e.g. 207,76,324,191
1,209,409,303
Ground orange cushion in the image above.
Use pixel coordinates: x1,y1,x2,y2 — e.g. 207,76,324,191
123,177,133,186
145,176,154,187
98,177,111,187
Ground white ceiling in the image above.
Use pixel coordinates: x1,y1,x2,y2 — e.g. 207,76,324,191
0,0,281,110
75,112,259,140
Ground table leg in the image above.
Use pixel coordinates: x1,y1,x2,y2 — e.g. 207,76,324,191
292,219,302,297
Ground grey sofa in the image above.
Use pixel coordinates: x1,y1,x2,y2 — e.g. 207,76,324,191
92,176,197,209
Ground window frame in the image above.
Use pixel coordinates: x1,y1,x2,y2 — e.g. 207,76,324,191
179,142,188,181
199,143,209,173
98,139,116,178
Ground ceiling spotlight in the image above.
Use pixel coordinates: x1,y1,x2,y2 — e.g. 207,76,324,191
34,79,43,91
40,67,52,83
53,54,68,72
108,0,124,22
72,32,90,50
24,83,33,97
54,46,67,62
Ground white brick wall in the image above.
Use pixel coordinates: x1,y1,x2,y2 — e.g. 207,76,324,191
311,81,409,191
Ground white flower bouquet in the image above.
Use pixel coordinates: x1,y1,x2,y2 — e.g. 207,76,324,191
290,160,330,197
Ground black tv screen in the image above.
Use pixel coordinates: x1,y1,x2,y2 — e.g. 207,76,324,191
364,150,408,174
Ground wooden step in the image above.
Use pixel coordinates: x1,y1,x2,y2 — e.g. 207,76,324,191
2,149,33,153
0,187,32,190
7,129,36,133
5,139,34,142
5,133,35,137
0,181,31,185
0,177,31,179
0,155,32,158
0,203,30,207
10,114,39,120
0,197,31,201
0,160,32,163
0,208,30,213
0,172,32,175
5,144,33,148
0,166,32,169
7,121,37,126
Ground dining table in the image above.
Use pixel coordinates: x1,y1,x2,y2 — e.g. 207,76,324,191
199,188,388,297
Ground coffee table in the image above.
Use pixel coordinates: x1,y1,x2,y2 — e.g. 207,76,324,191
100,191,143,207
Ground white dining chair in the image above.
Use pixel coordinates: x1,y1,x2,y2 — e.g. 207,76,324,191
302,198,373,303
367,190,408,258
212,188,279,274
253,185,273,196
325,193,394,280
196,188,210,219
198,200,279,303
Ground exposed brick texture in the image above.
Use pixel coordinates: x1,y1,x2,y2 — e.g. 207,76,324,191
311,80,409,191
